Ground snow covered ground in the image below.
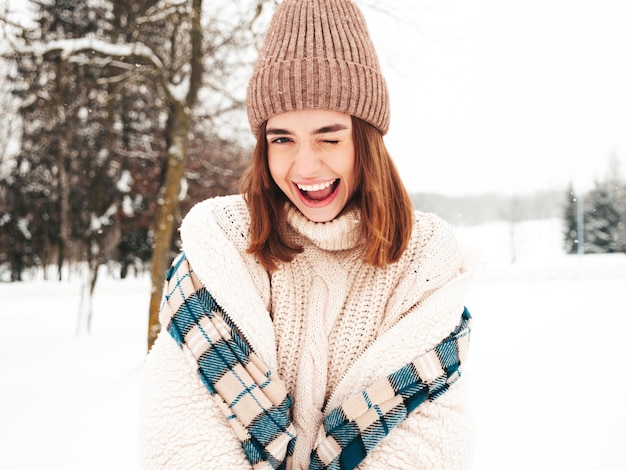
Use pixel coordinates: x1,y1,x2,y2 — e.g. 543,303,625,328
458,221,626,469
1,218,625,469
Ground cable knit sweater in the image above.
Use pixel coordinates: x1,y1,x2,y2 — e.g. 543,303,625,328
138,195,477,469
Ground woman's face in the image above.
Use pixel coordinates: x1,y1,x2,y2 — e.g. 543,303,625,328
266,109,356,223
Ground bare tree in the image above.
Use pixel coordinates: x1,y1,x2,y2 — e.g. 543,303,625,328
2,0,275,346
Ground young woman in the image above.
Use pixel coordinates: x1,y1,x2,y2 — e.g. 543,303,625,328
138,1,477,468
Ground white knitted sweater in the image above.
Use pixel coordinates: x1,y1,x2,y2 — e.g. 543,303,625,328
138,195,477,469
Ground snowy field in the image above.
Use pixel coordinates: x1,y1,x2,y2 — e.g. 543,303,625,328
1,218,625,469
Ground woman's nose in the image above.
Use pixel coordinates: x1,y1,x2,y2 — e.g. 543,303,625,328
293,143,321,176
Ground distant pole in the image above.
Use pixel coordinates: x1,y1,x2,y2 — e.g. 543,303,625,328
577,191,584,256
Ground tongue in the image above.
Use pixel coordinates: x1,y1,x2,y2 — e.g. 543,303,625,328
304,185,334,201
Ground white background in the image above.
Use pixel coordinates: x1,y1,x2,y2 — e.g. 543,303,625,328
363,0,626,195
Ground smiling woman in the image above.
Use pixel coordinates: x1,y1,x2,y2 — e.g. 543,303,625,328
243,110,415,270
138,1,479,469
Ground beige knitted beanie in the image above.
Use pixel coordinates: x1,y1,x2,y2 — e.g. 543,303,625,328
246,0,390,137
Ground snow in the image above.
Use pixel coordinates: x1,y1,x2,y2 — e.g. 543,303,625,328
1,218,625,469
166,75,190,104
0,275,148,470
28,37,165,71
117,170,133,193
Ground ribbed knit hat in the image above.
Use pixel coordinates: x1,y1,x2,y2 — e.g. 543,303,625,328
246,0,390,137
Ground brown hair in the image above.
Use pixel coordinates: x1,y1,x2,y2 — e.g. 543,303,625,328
240,117,414,271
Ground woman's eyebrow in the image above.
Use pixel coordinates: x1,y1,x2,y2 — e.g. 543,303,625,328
312,124,348,135
265,127,292,136
265,123,348,136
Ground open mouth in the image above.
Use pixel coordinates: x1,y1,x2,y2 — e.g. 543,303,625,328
296,179,339,202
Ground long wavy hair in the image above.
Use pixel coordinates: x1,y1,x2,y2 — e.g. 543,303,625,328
240,116,414,272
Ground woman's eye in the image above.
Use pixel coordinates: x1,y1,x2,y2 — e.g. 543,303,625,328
324,140,339,144
271,137,291,144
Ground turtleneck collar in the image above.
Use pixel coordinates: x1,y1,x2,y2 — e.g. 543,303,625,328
285,203,363,251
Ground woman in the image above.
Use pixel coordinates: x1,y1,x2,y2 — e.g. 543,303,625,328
138,0,477,468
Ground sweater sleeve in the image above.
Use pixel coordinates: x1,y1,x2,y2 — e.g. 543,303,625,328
137,330,251,470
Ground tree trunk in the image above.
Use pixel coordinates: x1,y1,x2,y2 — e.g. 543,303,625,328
57,144,70,280
147,102,191,351
146,0,204,352
56,60,71,281
76,238,100,336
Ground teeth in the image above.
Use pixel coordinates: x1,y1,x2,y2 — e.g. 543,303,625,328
296,179,336,192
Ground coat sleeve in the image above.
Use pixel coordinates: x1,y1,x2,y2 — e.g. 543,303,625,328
137,330,251,470
358,380,474,469
359,214,477,469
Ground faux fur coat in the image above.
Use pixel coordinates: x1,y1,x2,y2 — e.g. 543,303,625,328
138,195,477,469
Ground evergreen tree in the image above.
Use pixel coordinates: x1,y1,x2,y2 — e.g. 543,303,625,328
563,184,580,255
616,185,626,253
5,0,118,279
605,153,626,254
563,155,626,256
583,180,622,254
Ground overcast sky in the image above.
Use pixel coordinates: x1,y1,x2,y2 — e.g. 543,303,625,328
362,0,626,196
4,0,625,197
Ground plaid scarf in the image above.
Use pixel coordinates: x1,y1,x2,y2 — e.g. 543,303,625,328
161,253,472,470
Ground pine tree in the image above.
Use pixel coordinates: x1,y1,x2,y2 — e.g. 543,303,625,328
5,0,116,279
584,180,622,254
563,184,580,255
2,0,167,327
605,153,626,254
616,185,626,253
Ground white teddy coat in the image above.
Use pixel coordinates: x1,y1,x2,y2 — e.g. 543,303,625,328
138,195,477,469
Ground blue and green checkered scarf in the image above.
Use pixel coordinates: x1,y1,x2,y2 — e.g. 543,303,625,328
161,253,471,470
